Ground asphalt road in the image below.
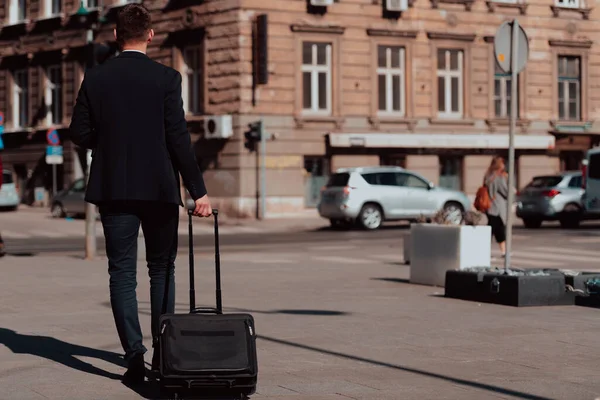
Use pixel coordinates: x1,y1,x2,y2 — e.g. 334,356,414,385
3,225,407,256
5,221,600,258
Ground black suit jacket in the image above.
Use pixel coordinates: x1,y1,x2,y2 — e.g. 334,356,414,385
69,51,207,206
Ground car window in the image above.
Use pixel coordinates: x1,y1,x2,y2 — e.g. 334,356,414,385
71,179,85,192
589,154,600,179
400,173,429,189
2,172,13,184
568,175,582,188
361,172,399,186
325,173,349,187
526,176,563,188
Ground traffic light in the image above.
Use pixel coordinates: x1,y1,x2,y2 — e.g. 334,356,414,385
244,121,262,152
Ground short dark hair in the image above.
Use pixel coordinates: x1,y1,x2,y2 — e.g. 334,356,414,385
115,4,152,49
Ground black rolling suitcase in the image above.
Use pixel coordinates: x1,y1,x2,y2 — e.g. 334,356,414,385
157,209,258,398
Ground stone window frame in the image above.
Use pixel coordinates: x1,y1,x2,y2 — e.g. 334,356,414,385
11,68,29,129
172,39,207,119
7,0,28,25
427,32,475,125
292,24,344,128
549,40,591,126
45,63,63,126
367,29,417,129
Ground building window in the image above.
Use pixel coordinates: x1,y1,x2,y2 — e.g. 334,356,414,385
439,155,463,191
555,0,579,7
44,0,61,16
437,49,463,119
558,56,580,121
493,62,518,118
46,65,62,125
302,42,332,115
182,46,203,114
12,70,28,129
377,46,405,116
8,0,27,24
380,154,406,168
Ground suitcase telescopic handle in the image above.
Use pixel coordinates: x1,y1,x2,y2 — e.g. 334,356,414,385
187,207,223,315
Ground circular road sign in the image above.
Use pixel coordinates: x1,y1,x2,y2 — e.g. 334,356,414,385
47,129,60,146
494,20,529,75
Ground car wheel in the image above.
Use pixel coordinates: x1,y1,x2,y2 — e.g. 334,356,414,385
51,202,65,218
522,218,542,229
358,203,383,230
559,203,581,229
443,202,464,225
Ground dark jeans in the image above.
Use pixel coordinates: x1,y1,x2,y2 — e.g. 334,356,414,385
99,200,179,362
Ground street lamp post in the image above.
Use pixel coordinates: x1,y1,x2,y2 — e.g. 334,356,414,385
76,1,97,260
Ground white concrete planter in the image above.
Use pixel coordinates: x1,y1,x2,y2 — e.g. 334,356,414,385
410,224,492,287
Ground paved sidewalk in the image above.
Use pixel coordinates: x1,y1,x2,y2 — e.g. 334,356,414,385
0,207,326,239
1,253,600,400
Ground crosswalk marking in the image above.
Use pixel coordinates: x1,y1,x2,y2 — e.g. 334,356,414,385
370,254,402,262
502,250,599,264
568,237,600,244
1,230,29,239
307,245,355,251
311,255,372,264
28,230,68,238
529,246,600,257
491,255,564,268
248,259,295,264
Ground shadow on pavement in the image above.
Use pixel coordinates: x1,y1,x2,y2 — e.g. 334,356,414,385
5,252,36,257
258,334,552,400
371,277,410,284
124,380,249,400
118,301,352,318
0,327,125,380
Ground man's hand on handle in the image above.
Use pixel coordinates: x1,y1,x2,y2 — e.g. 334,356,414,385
193,195,212,217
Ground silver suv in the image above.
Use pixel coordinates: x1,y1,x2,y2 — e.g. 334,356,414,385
317,166,472,230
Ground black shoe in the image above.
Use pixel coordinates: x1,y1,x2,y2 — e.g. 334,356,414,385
122,353,145,384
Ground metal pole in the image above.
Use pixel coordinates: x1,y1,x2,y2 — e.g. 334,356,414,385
504,19,519,273
84,27,96,260
52,164,57,196
259,119,267,220
85,149,96,260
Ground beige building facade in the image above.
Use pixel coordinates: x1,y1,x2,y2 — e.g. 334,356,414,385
0,0,598,216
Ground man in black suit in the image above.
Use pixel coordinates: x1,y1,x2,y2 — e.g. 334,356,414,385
70,4,212,383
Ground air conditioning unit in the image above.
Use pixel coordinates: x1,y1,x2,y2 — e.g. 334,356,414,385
310,0,334,6
204,115,233,140
386,0,409,11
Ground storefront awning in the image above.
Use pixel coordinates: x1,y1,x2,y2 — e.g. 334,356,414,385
327,133,555,150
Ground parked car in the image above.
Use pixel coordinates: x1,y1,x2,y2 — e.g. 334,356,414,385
317,166,472,230
516,171,590,229
51,178,87,218
0,170,20,210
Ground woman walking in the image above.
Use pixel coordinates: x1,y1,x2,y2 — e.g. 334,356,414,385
484,156,509,257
